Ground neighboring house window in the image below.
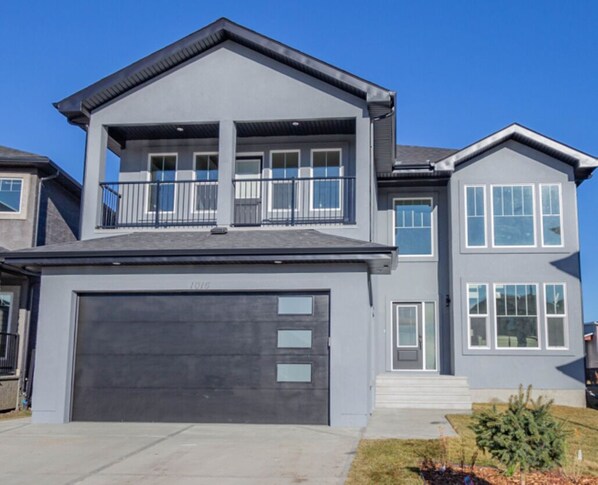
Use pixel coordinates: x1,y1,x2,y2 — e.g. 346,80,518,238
492,185,535,247
465,186,486,247
148,154,177,212
311,149,341,210
495,284,539,348
194,153,218,211
271,151,299,210
540,184,562,247
394,199,433,256
545,283,567,349
467,284,489,348
0,293,12,356
0,179,23,213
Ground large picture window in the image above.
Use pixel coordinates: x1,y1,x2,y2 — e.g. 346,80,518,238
465,186,486,247
148,154,177,212
495,284,539,348
194,153,218,211
492,185,535,247
545,283,567,349
540,184,562,247
394,199,433,256
467,284,489,348
0,179,23,213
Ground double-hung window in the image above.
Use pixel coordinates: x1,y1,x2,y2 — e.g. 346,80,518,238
194,153,218,212
492,185,535,247
271,151,299,210
545,284,567,349
394,199,433,256
312,149,341,210
495,284,539,348
0,179,23,213
467,284,489,348
148,154,177,212
540,184,562,246
465,186,486,247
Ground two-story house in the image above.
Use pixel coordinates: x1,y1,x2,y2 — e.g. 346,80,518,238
5,18,597,426
0,145,80,411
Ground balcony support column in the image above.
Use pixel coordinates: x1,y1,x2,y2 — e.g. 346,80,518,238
81,120,108,240
217,120,236,226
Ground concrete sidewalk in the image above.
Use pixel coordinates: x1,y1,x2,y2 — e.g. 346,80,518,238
364,408,470,440
0,420,361,484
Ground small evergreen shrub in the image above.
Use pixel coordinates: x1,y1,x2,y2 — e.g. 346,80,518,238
470,385,566,484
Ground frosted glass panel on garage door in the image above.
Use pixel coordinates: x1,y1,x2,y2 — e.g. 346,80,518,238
278,296,313,315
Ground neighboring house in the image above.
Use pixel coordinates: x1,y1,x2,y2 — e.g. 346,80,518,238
0,146,80,411
585,322,598,384
4,18,597,426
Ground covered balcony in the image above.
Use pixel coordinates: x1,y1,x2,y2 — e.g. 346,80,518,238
95,119,358,229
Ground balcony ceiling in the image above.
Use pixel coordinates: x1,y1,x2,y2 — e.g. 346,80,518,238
108,123,220,149
236,119,355,137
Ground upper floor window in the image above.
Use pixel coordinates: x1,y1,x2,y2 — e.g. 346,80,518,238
540,184,562,247
148,154,177,212
465,186,486,247
0,179,23,213
311,149,341,210
271,151,299,210
492,185,535,247
545,283,567,349
194,153,218,212
467,284,489,349
495,284,539,348
394,198,433,256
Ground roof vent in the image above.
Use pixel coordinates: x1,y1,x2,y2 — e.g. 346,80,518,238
210,226,228,235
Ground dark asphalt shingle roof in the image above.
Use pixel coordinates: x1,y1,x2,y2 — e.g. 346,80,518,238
0,146,46,160
8,230,392,257
395,145,458,166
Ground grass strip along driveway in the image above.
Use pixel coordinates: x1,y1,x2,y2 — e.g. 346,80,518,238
347,405,598,484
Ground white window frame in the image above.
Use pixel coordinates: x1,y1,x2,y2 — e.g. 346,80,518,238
234,152,264,200
145,152,178,215
539,184,564,248
0,292,15,359
490,184,537,248
268,149,301,213
309,148,343,211
464,185,487,248
191,152,219,215
0,178,24,215
393,197,435,258
395,304,419,348
466,283,491,350
544,283,569,350
493,283,540,350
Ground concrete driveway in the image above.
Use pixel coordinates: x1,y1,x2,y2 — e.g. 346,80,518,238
0,418,361,484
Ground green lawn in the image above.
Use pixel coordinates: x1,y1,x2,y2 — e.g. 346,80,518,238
346,405,598,484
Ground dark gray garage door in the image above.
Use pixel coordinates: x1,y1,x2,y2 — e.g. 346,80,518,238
72,292,329,424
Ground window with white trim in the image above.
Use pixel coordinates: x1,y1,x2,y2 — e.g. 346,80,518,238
465,186,486,247
394,199,433,256
0,179,23,213
540,184,562,246
271,151,299,210
148,154,176,212
312,150,341,210
467,284,489,348
194,153,218,211
495,284,539,348
545,284,567,348
492,185,535,247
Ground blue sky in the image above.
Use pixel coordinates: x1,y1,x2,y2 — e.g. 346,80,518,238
1,1,597,317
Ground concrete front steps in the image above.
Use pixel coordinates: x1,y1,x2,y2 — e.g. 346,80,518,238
375,373,472,410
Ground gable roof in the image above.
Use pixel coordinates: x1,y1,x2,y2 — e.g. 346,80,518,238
395,145,458,167
434,123,598,181
0,145,81,196
54,17,394,127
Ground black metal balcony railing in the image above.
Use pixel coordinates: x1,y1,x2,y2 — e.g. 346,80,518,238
98,176,355,229
99,180,218,228
232,176,356,226
0,333,19,376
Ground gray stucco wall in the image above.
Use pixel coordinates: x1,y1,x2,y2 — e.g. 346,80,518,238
32,263,372,427
372,185,451,375
82,40,372,241
448,140,585,396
